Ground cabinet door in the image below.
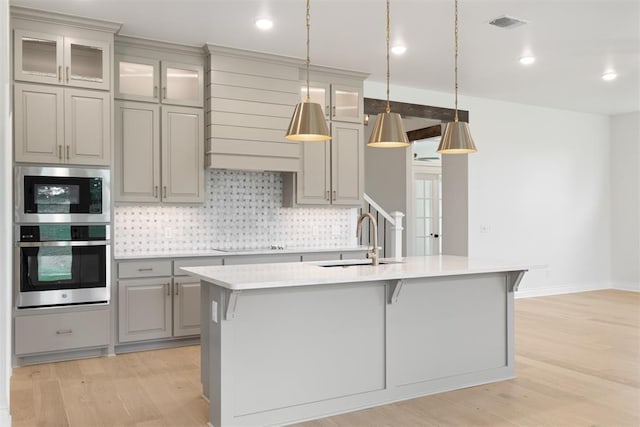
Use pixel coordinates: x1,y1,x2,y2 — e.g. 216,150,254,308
63,37,110,90
173,278,201,337
64,89,110,165
114,101,161,202
331,122,364,206
118,278,172,343
299,82,330,119
161,106,204,203
161,62,203,107
296,141,331,205
13,30,64,85
115,55,160,102
14,83,64,163
331,84,362,123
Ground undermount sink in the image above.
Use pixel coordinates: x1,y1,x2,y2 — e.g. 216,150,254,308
317,259,404,268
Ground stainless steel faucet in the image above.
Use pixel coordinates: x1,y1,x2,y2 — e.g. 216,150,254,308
356,212,378,266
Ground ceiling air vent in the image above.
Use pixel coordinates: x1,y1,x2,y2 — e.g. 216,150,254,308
488,15,528,29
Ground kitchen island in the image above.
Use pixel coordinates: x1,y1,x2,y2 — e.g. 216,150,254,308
181,256,527,427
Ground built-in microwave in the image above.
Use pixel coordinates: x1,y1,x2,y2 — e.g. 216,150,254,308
15,166,110,224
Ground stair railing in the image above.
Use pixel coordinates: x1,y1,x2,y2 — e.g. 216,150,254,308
359,193,404,260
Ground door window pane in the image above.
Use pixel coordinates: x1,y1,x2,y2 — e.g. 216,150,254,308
22,38,57,77
334,89,359,119
70,43,103,82
166,67,199,101
119,61,155,97
302,86,327,115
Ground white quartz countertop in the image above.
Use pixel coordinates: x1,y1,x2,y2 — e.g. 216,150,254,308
180,255,530,291
114,246,369,260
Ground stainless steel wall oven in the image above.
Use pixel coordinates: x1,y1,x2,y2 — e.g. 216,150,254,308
15,166,110,224
15,224,111,308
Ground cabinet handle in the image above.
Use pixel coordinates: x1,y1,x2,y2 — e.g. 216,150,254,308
333,190,337,201
137,268,153,272
154,186,158,198
166,283,170,296
66,146,70,160
163,87,167,99
163,186,167,199
332,105,336,117
58,145,63,160
153,86,158,98
66,66,70,83
58,66,62,82
56,329,72,335
325,190,330,201
175,284,179,296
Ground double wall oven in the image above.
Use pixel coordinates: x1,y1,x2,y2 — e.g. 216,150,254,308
15,166,111,308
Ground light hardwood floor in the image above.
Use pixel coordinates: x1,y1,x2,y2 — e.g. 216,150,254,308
10,290,640,426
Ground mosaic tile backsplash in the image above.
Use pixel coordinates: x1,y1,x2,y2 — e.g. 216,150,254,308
114,170,358,256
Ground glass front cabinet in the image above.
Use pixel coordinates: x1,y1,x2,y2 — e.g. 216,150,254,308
115,55,203,107
300,82,362,123
14,29,110,90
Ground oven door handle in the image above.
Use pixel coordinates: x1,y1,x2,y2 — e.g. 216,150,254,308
16,240,110,248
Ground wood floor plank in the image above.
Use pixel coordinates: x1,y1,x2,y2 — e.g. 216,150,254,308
9,289,640,426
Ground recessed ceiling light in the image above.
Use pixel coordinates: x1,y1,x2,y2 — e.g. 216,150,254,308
519,55,535,65
602,71,617,81
255,19,273,30
391,45,407,55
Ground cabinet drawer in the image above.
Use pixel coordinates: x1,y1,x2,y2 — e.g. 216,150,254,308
15,309,110,355
118,260,172,278
174,257,223,276
302,252,343,262
224,254,302,265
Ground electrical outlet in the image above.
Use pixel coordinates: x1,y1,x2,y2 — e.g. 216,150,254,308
312,226,320,237
331,224,341,236
164,227,172,238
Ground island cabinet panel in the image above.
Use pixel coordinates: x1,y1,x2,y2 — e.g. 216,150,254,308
205,46,302,172
212,283,386,418
387,273,508,387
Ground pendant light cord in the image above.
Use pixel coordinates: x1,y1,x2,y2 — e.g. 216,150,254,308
385,0,391,114
453,0,459,122
305,0,311,102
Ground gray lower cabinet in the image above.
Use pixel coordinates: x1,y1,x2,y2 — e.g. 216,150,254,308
173,278,201,337
116,252,366,346
15,308,110,355
118,277,173,343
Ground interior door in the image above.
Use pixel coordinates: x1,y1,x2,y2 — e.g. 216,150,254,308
413,172,441,255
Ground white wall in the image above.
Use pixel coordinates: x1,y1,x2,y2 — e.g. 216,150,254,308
365,81,613,296
0,0,12,423
610,112,640,291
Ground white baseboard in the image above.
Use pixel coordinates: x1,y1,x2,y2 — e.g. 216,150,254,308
0,408,11,427
612,282,640,292
515,282,610,299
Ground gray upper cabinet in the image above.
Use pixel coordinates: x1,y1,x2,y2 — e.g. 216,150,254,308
114,37,206,203
114,100,204,203
285,122,363,207
284,68,366,207
14,29,111,91
302,82,363,124
14,83,110,165
115,55,203,107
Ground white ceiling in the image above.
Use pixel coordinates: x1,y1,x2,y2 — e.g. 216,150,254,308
10,0,640,115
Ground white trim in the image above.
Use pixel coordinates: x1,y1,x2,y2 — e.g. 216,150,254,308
363,193,395,225
0,409,10,427
515,282,610,299
611,282,640,292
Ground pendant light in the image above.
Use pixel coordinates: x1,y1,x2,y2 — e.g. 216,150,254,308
285,0,331,142
368,0,410,148
437,0,477,154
